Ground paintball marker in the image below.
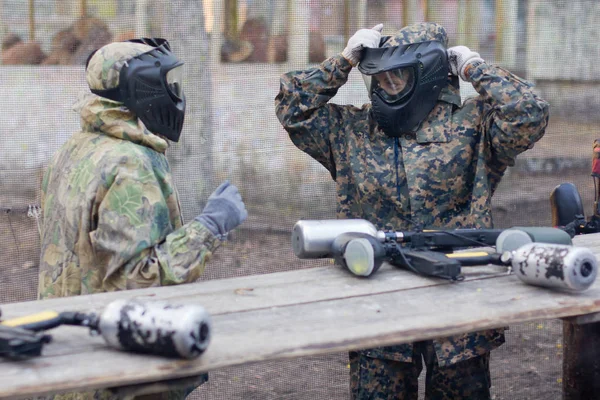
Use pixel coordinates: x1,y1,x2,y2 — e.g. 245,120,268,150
550,139,600,236
0,299,211,360
292,219,597,291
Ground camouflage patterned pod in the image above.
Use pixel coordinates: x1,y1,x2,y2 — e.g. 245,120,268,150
98,299,211,359
511,243,598,291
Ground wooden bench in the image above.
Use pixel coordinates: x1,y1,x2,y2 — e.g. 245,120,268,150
1,233,600,399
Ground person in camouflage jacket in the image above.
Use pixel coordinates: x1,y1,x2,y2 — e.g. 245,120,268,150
38,39,247,400
275,22,549,400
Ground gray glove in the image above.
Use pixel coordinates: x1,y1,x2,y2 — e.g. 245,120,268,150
195,180,248,238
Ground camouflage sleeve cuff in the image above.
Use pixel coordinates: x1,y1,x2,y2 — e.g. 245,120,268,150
464,61,488,82
156,220,223,286
185,219,224,251
330,53,354,74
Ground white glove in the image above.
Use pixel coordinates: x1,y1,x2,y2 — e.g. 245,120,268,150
342,24,384,66
447,46,484,81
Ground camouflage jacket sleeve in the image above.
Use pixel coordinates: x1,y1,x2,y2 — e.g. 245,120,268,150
275,54,355,177
91,165,222,291
469,63,550,176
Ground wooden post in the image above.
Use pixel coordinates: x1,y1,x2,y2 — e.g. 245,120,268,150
0,0,4,47
457,0,480,49
28,0,34,41
210,0,223,65
495,0,517,68
402,0,420,28
563,320,600,399
135,0,149,37
495,0,505,63
162,0,214,219
224,0,238,41
356,0,367,29
287,0,309,66
80,0,87,17
343,0,350,43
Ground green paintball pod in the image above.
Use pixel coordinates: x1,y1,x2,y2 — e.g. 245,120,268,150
495,227,572,253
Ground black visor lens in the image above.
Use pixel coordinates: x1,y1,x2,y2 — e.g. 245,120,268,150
166,65,184,99
372,67,415,103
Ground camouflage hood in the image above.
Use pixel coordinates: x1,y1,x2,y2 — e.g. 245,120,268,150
382,22,449,48
77,41,168,153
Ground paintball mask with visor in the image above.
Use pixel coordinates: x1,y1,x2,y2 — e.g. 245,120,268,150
88,38,186,142
358,39,448,137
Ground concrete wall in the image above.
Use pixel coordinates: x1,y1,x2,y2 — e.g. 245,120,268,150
527,0,600,122
0,60,478,217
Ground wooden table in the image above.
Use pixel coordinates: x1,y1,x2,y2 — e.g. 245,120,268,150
1,233,600,399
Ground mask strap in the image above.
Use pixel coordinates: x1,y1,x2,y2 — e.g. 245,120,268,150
90,87,122,102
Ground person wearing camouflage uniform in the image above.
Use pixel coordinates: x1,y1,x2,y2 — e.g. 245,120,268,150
39,39,247,400
275,22,549,399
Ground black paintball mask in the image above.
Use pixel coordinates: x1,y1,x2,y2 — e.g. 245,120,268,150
88,38,186,142
358,39,449,137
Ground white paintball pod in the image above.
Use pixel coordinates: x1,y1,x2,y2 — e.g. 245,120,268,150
97,299,211,359
506,243,598,291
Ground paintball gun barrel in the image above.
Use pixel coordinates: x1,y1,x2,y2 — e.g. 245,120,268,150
0,299,211,360
292,219,597,291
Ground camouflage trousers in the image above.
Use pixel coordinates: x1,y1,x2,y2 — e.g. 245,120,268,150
349,341,491,400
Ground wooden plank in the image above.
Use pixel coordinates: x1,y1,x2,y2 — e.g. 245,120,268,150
0,263,506,318
3,232,594,319
0,232,598,398
562,311,600,325
2,271,600,398
0,266,508,363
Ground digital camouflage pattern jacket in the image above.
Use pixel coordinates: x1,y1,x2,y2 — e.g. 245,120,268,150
275,23,549,366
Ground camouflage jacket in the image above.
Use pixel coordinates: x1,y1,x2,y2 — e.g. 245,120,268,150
38,95,222,300
275,54,549,366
